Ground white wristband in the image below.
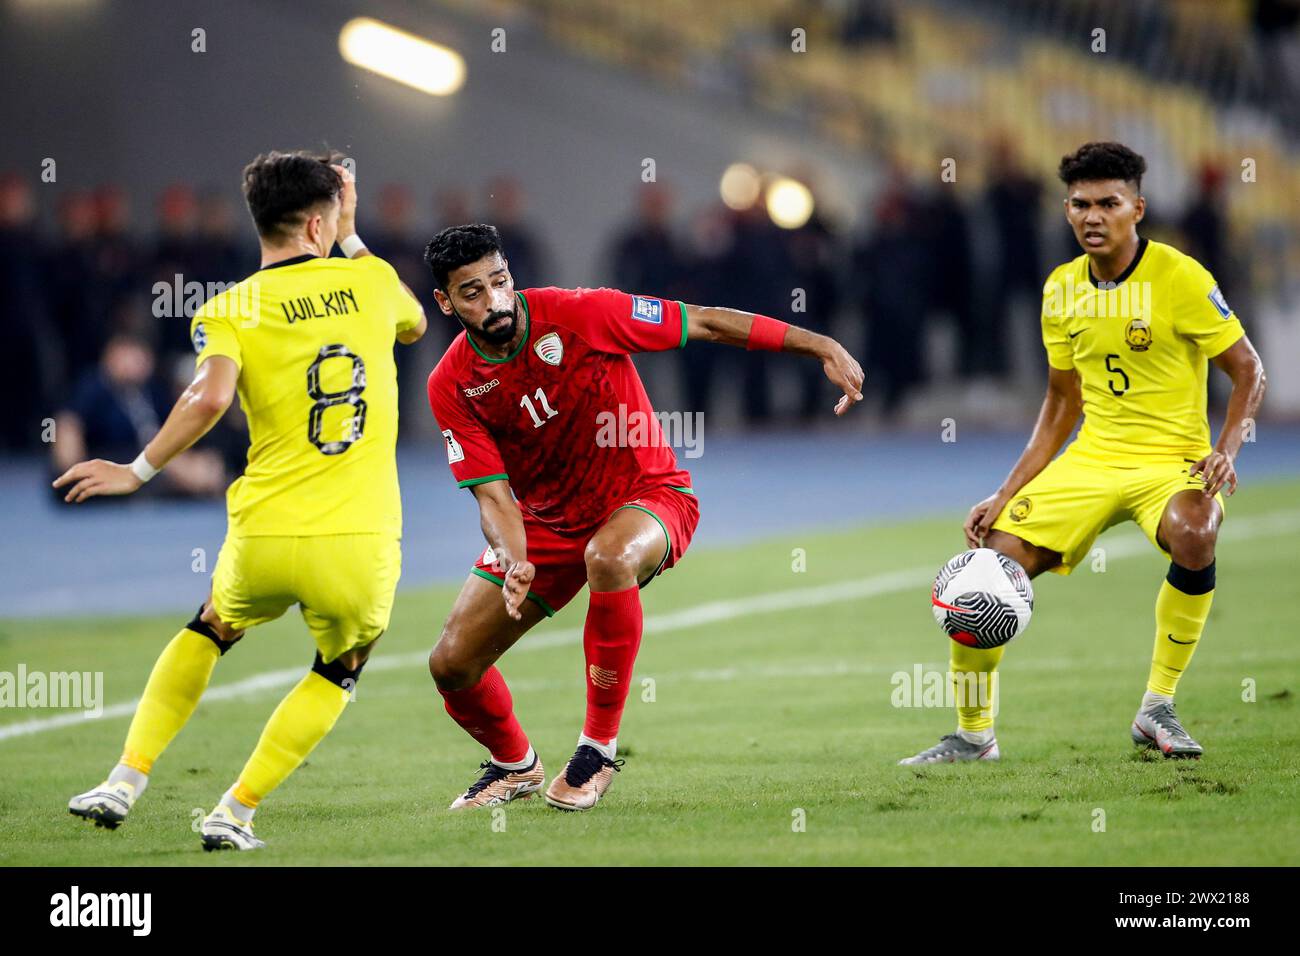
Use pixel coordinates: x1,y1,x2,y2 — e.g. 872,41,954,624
130,451,160,483
339,234,367,258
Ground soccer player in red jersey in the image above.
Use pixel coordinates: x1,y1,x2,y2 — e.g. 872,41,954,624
423,224,863,810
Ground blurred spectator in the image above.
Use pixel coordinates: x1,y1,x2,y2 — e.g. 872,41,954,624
678,204,734,418
853,179,931,418
839,0,900,46
609,183,688,300
45,190,110,386
194,191,251,287
782,173,843,419
920,171,977,378
1180,161,1228,286
485,176,548,288
150,183,205,359
1252,0,1300,131
728,199,797,424
92,185,142,329
434,186,473,233
982,137,1043,377
367,183,441,437
0,174,56,450
51,334,226,499
368,183,434,304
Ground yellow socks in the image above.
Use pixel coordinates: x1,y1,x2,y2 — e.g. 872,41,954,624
1148,561,1215,697
951,642,1004,734
120,627,222,774
232,671,351,809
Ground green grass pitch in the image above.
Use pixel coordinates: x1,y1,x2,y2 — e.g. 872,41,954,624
2,480,1297,866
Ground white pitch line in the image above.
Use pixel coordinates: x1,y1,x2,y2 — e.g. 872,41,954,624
3,509,1298,742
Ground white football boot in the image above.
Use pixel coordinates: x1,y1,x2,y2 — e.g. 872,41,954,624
200,805,266,851
68,780,137,830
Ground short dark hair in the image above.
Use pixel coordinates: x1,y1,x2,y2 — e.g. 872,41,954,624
1058,142,1146,192
241,151,342,241
424,223,504,291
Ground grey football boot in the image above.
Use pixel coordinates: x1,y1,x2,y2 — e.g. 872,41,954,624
1132,699,1203,758
899,733,1000,765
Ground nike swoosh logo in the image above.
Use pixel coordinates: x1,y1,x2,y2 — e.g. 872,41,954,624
1167,634,1197,645
1068,329,1089,339
931,595,967,613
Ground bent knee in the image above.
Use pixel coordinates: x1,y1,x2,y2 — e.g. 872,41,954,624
1162,507,1220,561
583,539,641,589
428,632,482,691
193,602,243,651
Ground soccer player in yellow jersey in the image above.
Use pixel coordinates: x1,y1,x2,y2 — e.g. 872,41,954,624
902,142,1266,765
56,152,426,848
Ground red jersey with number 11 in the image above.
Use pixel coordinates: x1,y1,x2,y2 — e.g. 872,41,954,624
426,287,694,534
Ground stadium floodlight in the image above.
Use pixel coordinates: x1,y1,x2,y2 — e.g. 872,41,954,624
338,17,466,97
720,163,762,211
765,176,814,229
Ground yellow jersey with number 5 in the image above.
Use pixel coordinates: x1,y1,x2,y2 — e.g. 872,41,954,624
1040,238,1244,461
189,253,422,536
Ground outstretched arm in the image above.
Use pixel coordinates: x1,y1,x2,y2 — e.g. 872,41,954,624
53,355,239,503
470,479,533,621
684,305,864,415
1194,335,1266,498
964,365,1082,547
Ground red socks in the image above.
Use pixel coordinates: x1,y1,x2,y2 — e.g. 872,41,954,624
438,666,530,764
439,586,644,759
582,585,644,744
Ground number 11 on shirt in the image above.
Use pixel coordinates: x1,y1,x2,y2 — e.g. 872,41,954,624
520,388,559,428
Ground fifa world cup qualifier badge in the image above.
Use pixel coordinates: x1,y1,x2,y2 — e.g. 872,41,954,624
1125,317,1152,351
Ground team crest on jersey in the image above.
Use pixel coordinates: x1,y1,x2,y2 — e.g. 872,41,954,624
631,295,662,324
534,331,563,366
1009,497,1032,522
1124,317,1152,351
1208,285,1232,319
191,321,206,354
442,428,465,464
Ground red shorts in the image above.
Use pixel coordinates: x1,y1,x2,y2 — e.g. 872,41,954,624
471,485,700,616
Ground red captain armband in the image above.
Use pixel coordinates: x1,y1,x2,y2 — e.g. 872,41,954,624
746,314,790,351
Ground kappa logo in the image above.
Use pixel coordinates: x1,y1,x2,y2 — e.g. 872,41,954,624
631,295,662,324
1208,285,1232,319
463,378,500,397
442,429,465,464
534,331,563,365
588,664,618,689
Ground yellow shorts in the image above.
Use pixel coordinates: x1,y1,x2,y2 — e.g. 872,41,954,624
210,534,401,662
990,445,1224,575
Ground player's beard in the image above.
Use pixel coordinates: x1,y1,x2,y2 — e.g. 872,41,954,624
457,304,518,346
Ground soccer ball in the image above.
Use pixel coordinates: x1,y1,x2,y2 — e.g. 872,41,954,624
931,548,1034,648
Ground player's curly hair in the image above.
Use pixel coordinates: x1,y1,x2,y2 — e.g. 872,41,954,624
242,150,343,241
1057,142,1147,191
424,223,505,291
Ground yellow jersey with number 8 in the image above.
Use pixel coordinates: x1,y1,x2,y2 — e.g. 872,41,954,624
189,254,422,536
1040,238,1244,461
